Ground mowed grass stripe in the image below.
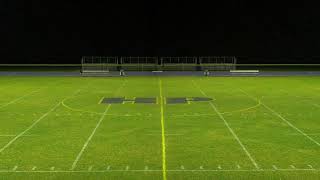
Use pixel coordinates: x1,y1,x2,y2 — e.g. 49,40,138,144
239,88,320,147
0,89,81,153
0,77,68,109
0,168,319,173
197,77,320,170
70,80,127,170
159,79,167,180
70,104,112,170
1,76,320,179
192,80,260,170
0,78,25,91
0,90,40,109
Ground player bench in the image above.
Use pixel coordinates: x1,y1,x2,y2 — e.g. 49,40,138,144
152,70,163,75
229,70,259,76
81,70,112,76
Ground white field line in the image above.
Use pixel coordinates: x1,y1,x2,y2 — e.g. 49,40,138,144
312,103,320,108
88,166,93,171
70,104,111,171
0,90,82,154
208,103,260,170
0,90,39,109
0,103,59,153
169,113,217,117
0,168,319,173
70,80,127,170
106,113,151,117
0,78,65,110
146,133,184,136
104,113,217,117
239,89,320,147
0,135,36,137
272,165,278,170
287,133,320,136
12,166,18,171
191,80,260,170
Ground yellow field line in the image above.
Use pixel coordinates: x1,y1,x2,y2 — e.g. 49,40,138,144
159,79,167,180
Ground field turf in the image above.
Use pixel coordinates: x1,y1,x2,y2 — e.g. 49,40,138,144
0,76,320,180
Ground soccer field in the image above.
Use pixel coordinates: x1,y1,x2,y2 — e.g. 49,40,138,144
0,76,320,180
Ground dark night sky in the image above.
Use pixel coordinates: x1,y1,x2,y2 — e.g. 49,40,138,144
1,1,320,63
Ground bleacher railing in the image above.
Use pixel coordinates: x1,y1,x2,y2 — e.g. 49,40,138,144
2,56,320,73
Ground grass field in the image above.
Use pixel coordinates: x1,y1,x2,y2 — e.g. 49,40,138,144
0,76,320,180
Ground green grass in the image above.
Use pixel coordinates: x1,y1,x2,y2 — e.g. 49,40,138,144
0,76,320,180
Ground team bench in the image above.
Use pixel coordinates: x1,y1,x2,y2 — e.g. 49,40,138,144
229,70,259,76
81,70,112,76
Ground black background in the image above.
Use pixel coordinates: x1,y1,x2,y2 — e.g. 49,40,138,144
1,1,320,64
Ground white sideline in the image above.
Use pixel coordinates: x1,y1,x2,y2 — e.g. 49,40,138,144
0,90,81,153
239,89,320,147
0,90,39,109
191,80,260,170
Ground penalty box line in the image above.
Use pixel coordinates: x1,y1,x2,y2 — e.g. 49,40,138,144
191,80,260,170
70,80,127,171
239,88,320,147
0,89,82,154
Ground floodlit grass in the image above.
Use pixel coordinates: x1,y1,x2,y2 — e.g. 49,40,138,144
0,76,320,180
